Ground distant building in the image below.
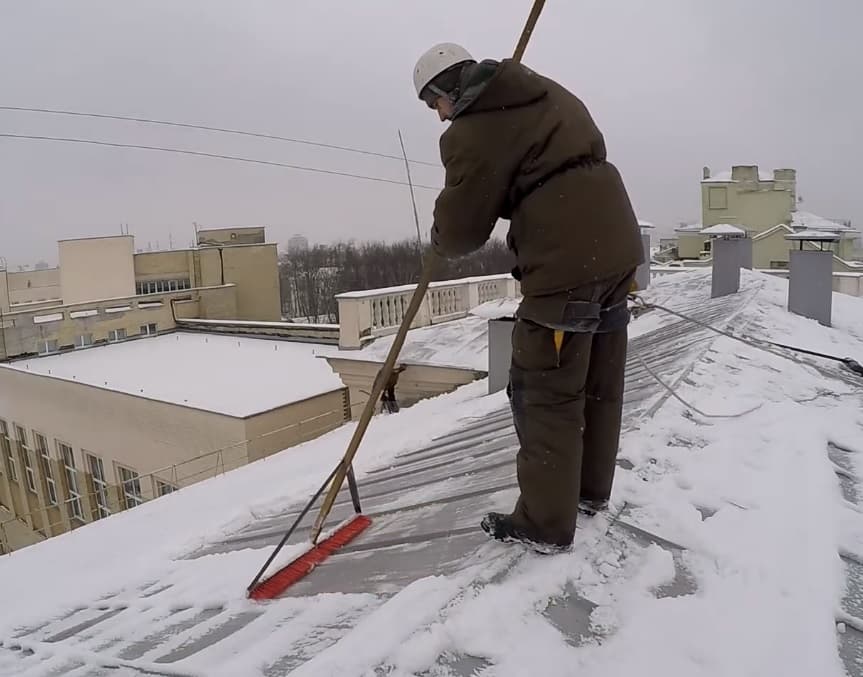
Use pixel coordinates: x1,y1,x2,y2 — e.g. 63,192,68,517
0,230,282,360
196,225,265,247
673,165,860,269
287,234,310,254
0,226,353,553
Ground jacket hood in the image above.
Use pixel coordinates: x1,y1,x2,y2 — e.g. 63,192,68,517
452,59,548,119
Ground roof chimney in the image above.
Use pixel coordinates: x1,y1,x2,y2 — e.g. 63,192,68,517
703,166,711,180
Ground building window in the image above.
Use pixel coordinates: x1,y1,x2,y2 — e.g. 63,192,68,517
14,426,37,494
770,260,790,269
108,328,127,342
86,454,111,519
58,442,84,521
34,433,58,506
75,334,93,349
118,466,143,509
136,279,191,295
708,187,728,210
156,480,176,497
38,339,59,355
0,420,16,482
140,323,157,336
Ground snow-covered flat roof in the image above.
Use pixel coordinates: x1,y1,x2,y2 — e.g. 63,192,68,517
3,332,344,417
702,168,777,182
786,230,842,241
675,222,704,233
793,210,857,233
331,315,491,371
701,223,746,236
2,270,863,676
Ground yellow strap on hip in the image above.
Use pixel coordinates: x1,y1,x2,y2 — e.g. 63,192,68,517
553,329,564,365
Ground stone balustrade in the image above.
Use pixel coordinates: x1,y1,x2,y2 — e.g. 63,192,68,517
336,274,520,349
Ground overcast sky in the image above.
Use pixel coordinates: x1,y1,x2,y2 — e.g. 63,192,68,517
1,0,861,267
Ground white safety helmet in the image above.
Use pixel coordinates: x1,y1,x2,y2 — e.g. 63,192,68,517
413,43,475,101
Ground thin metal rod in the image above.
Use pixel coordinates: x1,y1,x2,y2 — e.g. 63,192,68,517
398,128,435,323
246,463,340,593
398,129,424,252
346,465,362,514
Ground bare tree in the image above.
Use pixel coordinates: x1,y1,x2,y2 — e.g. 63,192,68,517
278,237,515,323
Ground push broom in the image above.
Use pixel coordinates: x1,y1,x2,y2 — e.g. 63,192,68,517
247,0,549,601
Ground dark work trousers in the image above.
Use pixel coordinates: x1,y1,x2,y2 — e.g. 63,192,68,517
506,269,635,546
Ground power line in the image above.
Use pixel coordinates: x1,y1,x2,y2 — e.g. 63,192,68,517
0,105,441,167
0,133,443,191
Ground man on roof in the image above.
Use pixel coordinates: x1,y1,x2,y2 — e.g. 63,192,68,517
413,43,644,554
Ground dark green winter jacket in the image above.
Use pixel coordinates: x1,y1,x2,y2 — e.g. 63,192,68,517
430,59,644,297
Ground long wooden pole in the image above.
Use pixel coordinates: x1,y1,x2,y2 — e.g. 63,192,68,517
309,0,549,544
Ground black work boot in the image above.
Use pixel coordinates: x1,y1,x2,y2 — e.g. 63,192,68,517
578,498,609,517
480,512,571,555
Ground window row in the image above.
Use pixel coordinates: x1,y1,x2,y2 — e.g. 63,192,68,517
0,420,177,524
37,324,158,355
135,278,191,295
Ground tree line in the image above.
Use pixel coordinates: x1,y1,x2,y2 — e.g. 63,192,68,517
278,237,514,323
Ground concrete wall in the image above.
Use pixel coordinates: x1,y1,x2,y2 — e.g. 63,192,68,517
677,233,705,259
835,237,859,262
0,271,9,313
59,236,136,305
192,245,280,322
198,248,225,288
197,285,239,320
197,227,265,246
7,268,62,305
244,389,349,463
134,250,194,281
222,244,281,321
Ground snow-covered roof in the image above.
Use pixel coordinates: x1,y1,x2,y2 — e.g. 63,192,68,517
638,219,655,229
675,222,704,233
792,211,857,233
701,224,746,236
703,168,776,183
330,315,491,372
469,296,521,320
786,230,842,241
2,270,863,676
3,332,344,417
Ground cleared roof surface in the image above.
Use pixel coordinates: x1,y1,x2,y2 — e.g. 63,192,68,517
3,332,343,417
1,270,862,676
